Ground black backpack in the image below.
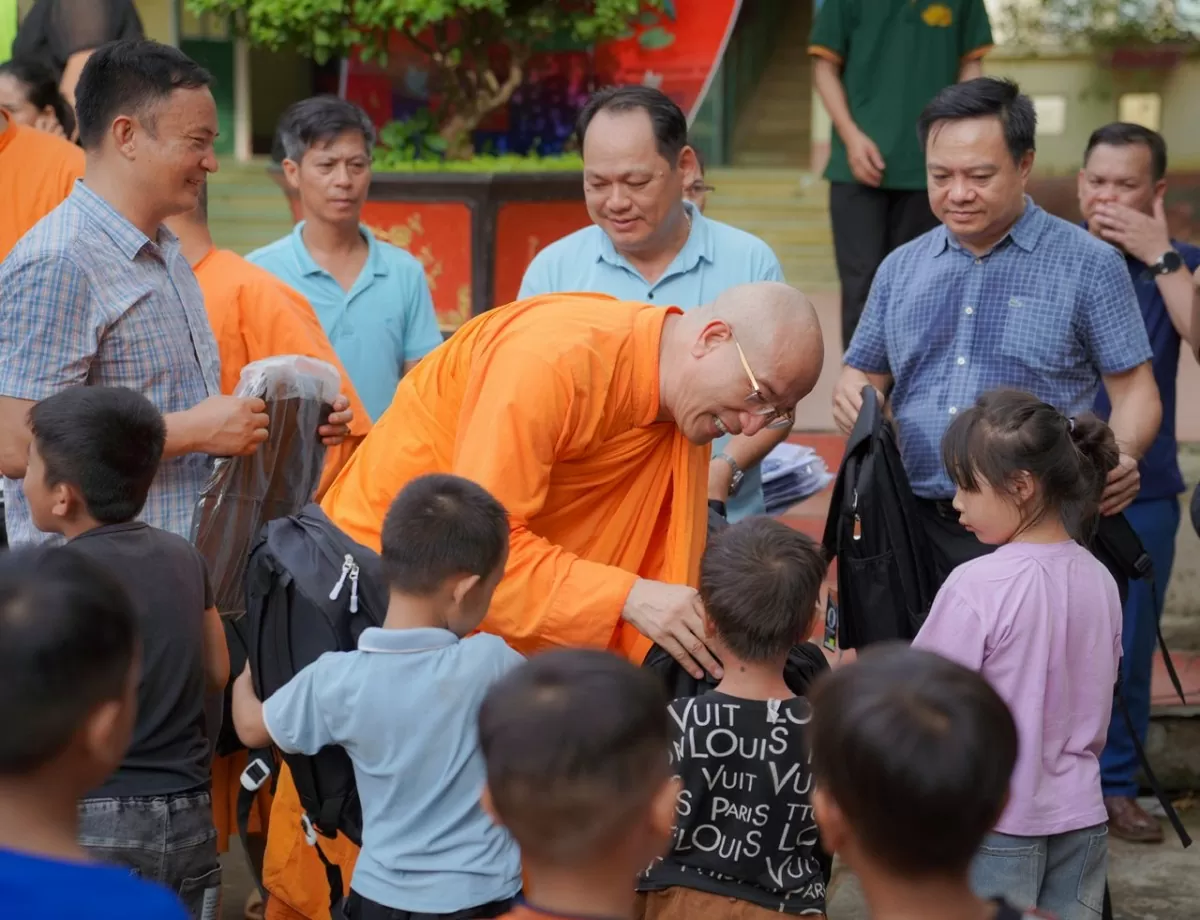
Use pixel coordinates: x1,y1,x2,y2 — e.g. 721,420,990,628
239,504,387,909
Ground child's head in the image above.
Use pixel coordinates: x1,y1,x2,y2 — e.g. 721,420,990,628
479,649,676,875
941,388,1119,544
25,386,166,534
0,547,138,792
808,643,1017,882
700,517,828,663
380,473,509,635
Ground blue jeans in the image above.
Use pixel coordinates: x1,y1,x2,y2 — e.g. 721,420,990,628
970,825,1108,920
79,790,221,920
1100,497,1180,797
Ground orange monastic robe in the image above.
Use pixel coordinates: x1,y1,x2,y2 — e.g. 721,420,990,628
261,294,709,920
0,115,84,263
194,247,372,499
194,247,372,854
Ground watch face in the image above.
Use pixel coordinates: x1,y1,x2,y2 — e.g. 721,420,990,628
1160,250,1183,273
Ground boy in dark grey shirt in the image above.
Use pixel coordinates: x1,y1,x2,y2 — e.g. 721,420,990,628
23,386,228,919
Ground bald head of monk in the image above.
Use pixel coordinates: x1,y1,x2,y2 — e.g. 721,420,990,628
658,281,824,445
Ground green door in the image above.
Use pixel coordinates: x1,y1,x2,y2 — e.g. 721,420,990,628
178,4,234,158
180,38,234,157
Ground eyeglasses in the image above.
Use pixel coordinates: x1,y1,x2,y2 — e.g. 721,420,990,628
729,329,795,431
687,182,715,195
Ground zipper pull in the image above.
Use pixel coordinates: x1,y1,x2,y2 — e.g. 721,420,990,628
329,554,353,600
348,565,360,614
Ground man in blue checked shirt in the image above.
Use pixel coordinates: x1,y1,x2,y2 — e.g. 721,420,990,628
0,40,353,547
831,78,1160,583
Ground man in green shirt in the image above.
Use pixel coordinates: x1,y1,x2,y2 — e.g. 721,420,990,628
809,0,993,346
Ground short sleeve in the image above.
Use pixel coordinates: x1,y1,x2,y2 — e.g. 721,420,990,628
0,253,98,401
517,250,554,300
402,267,443,362
752,242,786,283
911,583,988,671
842,255,892,372
262,656,339,756
809,0,851,64
1079,246,1153,376
959,0,994,60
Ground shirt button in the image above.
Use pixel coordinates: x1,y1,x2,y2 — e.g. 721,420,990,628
956,356,966,366
948,406,958,415
648,292,654,299
974,258,982,265
965,306,975,315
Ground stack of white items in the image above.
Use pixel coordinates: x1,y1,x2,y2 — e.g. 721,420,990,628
762,442,834,516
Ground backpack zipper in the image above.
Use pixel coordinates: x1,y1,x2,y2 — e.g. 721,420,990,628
329,554,354,600
348,564,360,613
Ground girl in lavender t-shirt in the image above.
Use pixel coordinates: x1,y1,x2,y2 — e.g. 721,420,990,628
913,389,1123,920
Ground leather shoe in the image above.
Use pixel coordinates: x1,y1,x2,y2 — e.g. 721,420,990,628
1105,795,1164,843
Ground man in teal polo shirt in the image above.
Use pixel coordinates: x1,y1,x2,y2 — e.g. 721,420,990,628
810,0,993,346
519,85,790,522
248,96,442,422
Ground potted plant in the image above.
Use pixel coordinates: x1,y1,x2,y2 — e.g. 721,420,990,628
186,0,671,330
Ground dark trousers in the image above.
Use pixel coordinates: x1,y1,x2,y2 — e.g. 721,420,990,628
830,181,940,348
342,890,516,920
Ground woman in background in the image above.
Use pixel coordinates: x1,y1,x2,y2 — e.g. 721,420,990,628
0,58,76,140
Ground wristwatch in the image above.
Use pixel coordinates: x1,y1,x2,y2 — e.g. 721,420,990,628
1150,249,1183,276
715,452,744,497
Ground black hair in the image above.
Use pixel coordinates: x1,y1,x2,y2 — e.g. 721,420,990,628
809,643,1018,878
29,386,166,525
478,649,670,864
918,77,1036,164
700,517,827,662
941,389,1119,543
0,546,137,774
75,39,212,150
692,143,706,174
0,57,76,138
576,84,689,164
1084,122,1167,182
274,94,376,164
380,474,509,595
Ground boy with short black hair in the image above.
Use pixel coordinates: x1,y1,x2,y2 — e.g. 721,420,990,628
637,516,829,919
479,649,679,920
24,386,228,919
0,546,189,919
234,473,524,919
808,644,1045,920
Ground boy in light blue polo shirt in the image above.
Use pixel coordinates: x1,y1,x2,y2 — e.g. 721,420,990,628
232,474,523,918
248,96,443,421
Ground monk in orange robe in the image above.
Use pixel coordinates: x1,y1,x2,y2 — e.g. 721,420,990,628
261,282,824,920
165,191,373,919
0,110,84,263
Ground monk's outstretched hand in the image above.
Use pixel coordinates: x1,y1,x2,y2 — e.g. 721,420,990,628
622,579,723,681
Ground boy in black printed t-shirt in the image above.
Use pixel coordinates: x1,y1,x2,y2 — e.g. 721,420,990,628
637,517,829,920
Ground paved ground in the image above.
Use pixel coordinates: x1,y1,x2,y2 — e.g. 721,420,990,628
826,803,1200,919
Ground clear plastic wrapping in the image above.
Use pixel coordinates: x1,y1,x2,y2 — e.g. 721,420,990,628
191,356,341,618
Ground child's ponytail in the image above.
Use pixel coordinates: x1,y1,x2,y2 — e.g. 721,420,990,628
1064,412,1120,541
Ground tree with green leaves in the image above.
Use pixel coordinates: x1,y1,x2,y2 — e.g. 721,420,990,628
187,0,667,159
992,0,1199,51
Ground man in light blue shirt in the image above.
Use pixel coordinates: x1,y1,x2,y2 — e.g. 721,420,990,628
519,86,789,521
248,96,443,421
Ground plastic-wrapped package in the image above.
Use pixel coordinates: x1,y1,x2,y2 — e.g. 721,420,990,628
191,355,341,618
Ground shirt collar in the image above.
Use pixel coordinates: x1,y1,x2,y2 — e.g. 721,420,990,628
356,626,458,653
291,220,389,280
595,200,713,278
70,181,179,262
69,521,150,543
934,195,1045,257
